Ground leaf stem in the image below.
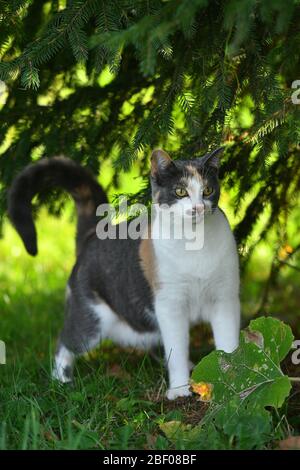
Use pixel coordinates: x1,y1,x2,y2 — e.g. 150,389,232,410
289,377,300,383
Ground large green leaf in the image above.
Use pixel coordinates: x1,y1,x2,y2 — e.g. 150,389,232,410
160,318,294,449
192,317,293,413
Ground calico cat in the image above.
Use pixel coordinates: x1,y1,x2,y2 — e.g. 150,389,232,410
8,148,240,400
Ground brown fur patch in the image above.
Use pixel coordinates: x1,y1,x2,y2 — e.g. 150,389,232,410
76,199,95,217
72,184,95,216
151,149,172,176
74,185,92,199
186,164,203,182
139,233,158,292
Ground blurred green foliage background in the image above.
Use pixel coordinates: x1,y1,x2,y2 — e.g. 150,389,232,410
0,0,300,331
0,0,300,450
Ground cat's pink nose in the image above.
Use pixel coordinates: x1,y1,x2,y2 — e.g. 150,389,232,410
193,204,204,215
187,204,205,216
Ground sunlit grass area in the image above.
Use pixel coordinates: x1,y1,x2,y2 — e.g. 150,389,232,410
1,186,300,449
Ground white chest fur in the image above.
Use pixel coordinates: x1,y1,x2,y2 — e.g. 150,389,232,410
152,208,239,322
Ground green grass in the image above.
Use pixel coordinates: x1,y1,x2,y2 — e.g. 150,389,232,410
0,208,299,450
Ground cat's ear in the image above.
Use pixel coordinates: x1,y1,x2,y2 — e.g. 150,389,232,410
201,147,224,170
151,149,173,177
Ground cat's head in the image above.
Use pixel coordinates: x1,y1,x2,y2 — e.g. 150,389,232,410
150,148,222,221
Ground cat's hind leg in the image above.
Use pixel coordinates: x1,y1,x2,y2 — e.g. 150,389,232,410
52,344,75,383
53,287,161,383
52,286,102,383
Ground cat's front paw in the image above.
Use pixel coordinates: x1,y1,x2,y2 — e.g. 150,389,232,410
166,385,192,400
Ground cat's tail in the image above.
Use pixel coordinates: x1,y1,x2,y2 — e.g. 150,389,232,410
8,156,108,257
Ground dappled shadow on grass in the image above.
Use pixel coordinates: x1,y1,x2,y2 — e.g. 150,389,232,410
0,337,204,450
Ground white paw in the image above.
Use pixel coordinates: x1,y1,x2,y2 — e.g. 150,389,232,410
52,366,72,384
166,385,192,400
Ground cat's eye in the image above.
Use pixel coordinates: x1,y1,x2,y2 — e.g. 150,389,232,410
203,186,214,197
175,187,188,198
